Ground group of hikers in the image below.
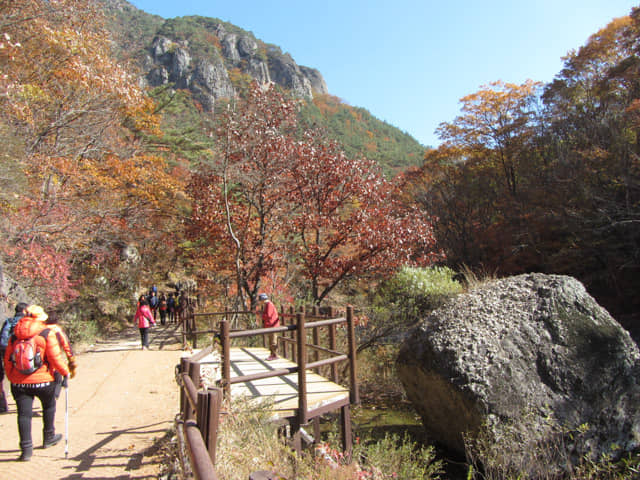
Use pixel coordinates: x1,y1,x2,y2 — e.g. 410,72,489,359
0,290,280,462
0,302,77,462
135,287,281,360
134,286,188,350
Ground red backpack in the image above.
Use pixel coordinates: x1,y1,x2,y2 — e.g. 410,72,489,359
10,329,50,375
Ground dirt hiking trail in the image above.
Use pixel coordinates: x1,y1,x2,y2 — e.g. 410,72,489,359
0,323,186,479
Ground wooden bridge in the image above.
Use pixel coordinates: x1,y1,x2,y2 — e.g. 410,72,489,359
176,305,360,478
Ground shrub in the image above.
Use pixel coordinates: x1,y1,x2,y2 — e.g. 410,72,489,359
352,432,444,479
64,313,99,346
464,417,640,480
357,266,463,353
386,265,463,309
213,397,444,479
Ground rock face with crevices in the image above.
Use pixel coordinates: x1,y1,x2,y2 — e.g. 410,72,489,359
143,21,327,112
397,273,640,472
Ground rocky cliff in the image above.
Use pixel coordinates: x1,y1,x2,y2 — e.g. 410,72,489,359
142,18,327,111
100,1,328,111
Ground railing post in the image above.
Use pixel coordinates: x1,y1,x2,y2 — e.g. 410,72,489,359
289,306,296,363
207,387,222,465
195,387,222,466
346,305,359,405
329,306,338,382
183,372,198,422
296,312,307,425
312,306,320,371
187,360,201,422
341,404,353,459
220,320,231,399
189,360,201,388
280,304,288,359
182,312,187,349
180,357,189,415
196,389,208,432
190,311,198,349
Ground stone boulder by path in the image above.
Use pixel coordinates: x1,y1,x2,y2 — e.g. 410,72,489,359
397,273,640,474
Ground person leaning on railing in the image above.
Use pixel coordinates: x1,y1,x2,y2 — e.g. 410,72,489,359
257,293,280,361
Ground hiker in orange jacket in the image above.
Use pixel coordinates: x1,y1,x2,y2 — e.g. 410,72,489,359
3,305,70,461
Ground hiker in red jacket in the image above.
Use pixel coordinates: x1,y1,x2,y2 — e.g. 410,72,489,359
4,305,70,461
257,293,280,360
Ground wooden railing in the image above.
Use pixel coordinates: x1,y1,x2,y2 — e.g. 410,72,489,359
175,346,222,480
182,308,254,349
217,305,359,453
176,303,360,472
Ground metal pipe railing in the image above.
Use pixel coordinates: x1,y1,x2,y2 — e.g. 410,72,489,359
177,350,223,479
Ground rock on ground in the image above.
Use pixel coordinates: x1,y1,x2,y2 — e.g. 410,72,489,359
397,273,640,474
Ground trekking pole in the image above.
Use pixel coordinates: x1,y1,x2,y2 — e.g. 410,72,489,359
64,375,69,459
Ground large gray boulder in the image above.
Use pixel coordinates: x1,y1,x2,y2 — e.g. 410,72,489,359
397,273,640,472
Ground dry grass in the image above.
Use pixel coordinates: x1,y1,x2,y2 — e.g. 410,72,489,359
458,264,498,290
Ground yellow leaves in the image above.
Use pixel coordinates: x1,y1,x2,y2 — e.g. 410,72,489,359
123,96,162,137
437,79,541,156
16,84,49,103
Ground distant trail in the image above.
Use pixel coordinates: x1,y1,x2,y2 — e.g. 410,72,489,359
0,323,183,479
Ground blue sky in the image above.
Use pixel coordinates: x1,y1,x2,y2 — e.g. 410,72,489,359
128,0,638,147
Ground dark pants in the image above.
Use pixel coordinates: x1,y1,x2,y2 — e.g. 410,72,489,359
139,327,149,348
0,348,7,411
11,382,57,450
159,309,167,325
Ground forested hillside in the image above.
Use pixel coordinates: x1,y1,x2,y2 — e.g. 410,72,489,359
99,0,426,175
1,0,638,341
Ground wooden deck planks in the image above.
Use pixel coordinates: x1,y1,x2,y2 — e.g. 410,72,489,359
198,346,349,419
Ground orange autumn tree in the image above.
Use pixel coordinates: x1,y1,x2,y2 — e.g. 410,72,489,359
408,80,544,270
436,80,542,198
0,0,181,303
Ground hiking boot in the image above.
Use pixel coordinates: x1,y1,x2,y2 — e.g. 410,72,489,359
19,446,33,461
266,355,278,361
43,433,62,448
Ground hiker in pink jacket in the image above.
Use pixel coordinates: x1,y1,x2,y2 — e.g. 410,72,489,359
134,298,155,350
